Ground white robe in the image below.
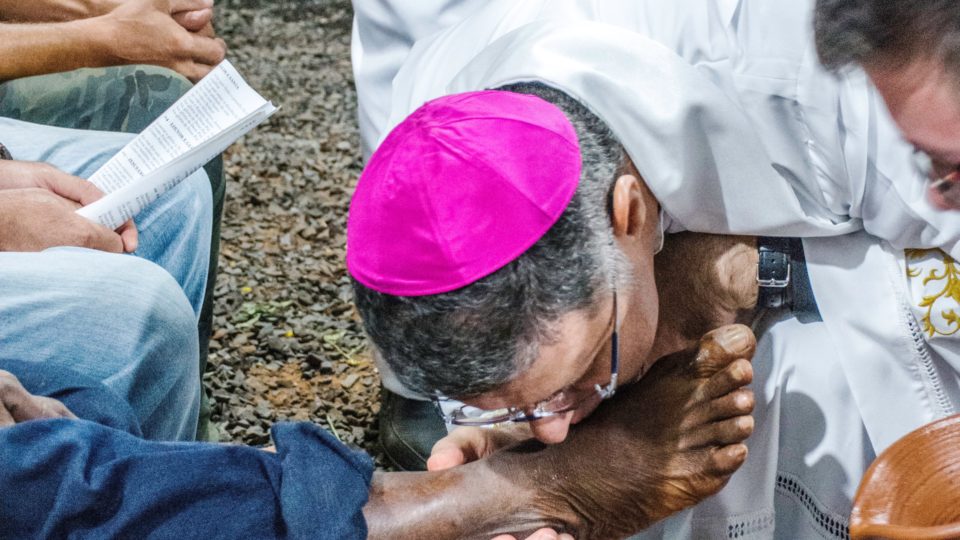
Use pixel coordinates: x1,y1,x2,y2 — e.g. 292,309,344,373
352,1,960,538
351,0,485,158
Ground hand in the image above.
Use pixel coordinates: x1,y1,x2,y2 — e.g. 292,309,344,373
94,0,216,34
0,160,137,252
100,0,227,82
172,4,214,34
0,370,76,427
427,423,534,471
40,0,217,29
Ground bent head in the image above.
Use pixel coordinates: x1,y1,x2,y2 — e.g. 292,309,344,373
350,83,662,443
815,0,960,208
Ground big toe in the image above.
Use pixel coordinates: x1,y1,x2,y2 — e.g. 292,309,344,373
692,324,756,378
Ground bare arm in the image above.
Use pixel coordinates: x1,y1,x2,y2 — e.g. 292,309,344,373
0,0,210,24
0,20,107,80
0,0,118,21
0,0,224,82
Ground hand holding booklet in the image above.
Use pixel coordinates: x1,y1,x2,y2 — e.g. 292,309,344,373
77,60,277,230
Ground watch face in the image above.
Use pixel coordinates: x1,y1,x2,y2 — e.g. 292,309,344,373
0,143,11,160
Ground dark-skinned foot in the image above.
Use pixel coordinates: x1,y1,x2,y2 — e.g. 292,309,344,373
363,324,756,540
516,323,757,539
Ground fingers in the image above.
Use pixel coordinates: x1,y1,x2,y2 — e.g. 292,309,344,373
427,424,533,471
176,35,227,82
0,188,125,252
528,413,574,444
79,221,126,253
118,219,139,253
187,33,227,66
172,7,214,33
195,21,216,38
36,166,105,206
427,448,466,471
31,396,77,421
0,161,103,205
168,0,213,14
0,401,14,427
0,370,76,425
428,428,483,471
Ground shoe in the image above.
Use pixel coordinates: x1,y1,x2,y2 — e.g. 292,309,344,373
378,386,448,471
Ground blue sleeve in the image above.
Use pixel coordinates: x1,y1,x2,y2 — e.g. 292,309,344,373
0,358,142,436
0,420,373,539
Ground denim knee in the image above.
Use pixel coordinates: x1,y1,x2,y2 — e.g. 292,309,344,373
98,256,201,441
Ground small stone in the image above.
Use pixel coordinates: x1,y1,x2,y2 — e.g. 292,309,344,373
341,373,359,389
246,425,267,439
267,337,286,352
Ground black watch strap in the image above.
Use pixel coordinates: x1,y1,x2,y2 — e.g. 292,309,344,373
756,236,822,322
757,237,792,309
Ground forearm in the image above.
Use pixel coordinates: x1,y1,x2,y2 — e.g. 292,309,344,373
0,19,115,81
0,0,113,22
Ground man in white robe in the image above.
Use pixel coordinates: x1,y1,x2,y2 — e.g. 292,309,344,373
351,1,960,538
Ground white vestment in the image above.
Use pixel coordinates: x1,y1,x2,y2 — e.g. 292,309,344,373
351,0,485,158
352,1,960,538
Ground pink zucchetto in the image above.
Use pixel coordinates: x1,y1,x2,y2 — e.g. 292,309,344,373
346,90,581,296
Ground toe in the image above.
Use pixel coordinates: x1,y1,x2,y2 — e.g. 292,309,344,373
692,324,757,378
682,388,755,429
711,388,755,420
710,443,749,475
696,359,754,402
682,415,755,449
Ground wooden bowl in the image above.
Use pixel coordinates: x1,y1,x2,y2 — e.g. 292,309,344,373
850,413,960,539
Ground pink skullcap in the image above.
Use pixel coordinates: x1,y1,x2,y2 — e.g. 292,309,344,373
347,90,581,296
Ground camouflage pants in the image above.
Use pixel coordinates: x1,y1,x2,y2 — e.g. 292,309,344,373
0,66,224,441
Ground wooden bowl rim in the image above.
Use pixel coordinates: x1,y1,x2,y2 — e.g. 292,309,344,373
852,413,960,539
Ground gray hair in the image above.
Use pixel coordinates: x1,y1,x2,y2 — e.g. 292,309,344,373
815,0,960,79
352,82,631,398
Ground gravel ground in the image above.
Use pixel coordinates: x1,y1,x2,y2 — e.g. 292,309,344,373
207,0,384,460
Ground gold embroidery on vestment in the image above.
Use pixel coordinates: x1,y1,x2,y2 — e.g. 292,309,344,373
906,248,960,337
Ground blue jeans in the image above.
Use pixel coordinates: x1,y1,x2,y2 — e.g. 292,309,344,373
0,359,372,540
0,117,211,440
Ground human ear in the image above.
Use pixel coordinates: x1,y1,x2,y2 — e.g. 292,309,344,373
611,174,645,238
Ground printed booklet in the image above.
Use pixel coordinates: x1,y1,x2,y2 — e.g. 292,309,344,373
77,60,277,229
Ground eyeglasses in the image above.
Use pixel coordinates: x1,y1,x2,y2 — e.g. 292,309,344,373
435,291,620,426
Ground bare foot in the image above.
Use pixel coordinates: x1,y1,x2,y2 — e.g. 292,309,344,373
653,233,758,356
515,324,757,539
364,325,755,540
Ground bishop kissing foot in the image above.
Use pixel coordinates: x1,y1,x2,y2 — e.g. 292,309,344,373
516,324,757,539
